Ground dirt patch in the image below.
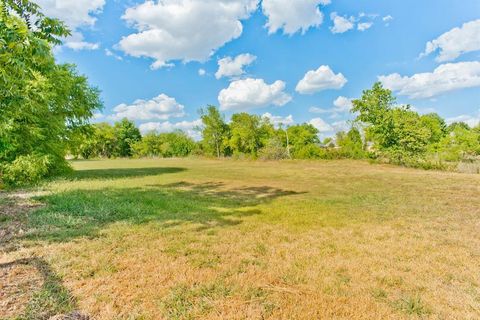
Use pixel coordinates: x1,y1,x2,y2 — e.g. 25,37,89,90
0,260,44,318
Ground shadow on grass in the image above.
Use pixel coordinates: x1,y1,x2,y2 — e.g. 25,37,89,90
0,257,80,319
26,181,304,243
66,167,186,181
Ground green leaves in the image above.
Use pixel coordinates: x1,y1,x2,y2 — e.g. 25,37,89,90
0,0,101,186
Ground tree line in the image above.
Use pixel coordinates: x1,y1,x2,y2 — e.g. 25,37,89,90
71,84,480,175
1,0,479,187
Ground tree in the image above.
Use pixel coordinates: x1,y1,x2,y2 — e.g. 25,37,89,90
420,113,447,144
0,0,102,186
200,106,230,157
229,113,273,156
337,127,365,159
114,119,141,158
132,131,196,158
286,124,320,158
352,82,397,150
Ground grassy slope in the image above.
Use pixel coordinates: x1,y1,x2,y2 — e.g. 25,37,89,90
12,158,480,319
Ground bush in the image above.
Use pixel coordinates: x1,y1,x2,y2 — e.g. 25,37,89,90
0,154,70,187
258,138,289,160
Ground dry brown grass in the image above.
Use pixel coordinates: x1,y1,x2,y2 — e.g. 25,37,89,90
2,159,480,319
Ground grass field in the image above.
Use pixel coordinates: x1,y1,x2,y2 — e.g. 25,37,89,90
2,158,480,319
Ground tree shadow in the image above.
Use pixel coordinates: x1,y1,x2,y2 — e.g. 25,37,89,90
25,182,305,243
66,167,186,181
0,257,83,319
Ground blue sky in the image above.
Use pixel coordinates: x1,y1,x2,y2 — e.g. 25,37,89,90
44,0,480,137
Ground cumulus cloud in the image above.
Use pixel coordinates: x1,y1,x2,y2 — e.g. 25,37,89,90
357,22,373,31
421,19,480,62
262,0,331,35
379,61,480,99
330,12,355,34
262,113,294,127
36,0,105,50
296,65,347,94
309,117,333,133
215,53,257,79
309,96,353,117
218,78,292,111
333,96,353,112
139,119,203,139
198,69,206,76
118,0,258,69
63,32,99,51
111,94,186,121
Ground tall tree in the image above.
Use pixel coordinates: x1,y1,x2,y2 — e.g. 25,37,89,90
200,106,230,158
229,113,273,156
0,0,102,185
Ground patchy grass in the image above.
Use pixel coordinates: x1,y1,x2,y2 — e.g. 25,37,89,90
2,158,480,319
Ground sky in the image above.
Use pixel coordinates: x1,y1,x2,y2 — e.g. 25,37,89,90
41,0,480,139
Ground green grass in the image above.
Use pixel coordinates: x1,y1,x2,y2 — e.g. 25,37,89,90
5,158,480,319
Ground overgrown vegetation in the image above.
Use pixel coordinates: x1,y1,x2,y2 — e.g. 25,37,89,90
0,0,102,187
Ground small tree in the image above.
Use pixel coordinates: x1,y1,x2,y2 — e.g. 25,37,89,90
200,106,230,158
114,119,141,158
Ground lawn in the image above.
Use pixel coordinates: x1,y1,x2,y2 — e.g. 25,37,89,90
2,158,480,319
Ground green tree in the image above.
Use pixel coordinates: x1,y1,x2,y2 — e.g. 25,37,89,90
200,106,230,157
352,82,397,150
114,119,141,158
286,124,320,158
229,113,273,156
337,127,365,159
420,113,447,144
0,0,102,186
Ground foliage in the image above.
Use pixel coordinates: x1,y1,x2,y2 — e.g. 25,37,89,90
258,137,289,160
0,0,102,186
132,131,196,158
336,127,366,159
200,106,230,157
229,113,274,157
114,119,142,158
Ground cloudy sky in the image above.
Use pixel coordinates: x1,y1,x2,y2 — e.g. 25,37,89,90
44,0,480,137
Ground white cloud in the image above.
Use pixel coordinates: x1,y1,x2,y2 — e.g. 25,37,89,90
383,15,393,22
139,119,203,140
36,0,105,50
118,0,258,69
262,113,294,127
111,94,186,121
309,96,353,116
296,65,347,94
333,96,353,112
357,22,373,31
309,117,333,133
421,19,480,62
330,12,355,34
218,78,292,111
198,69,206,76
215,54,257,79
105,49,123,60
379,61,480,99
331,120,350,132
262,0,330,35
446,112,480,128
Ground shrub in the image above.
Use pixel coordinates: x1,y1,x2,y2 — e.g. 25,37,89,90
258,138,289,160
1,154,70,187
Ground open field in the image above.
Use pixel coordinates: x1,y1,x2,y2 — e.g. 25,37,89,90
1,158,480,319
